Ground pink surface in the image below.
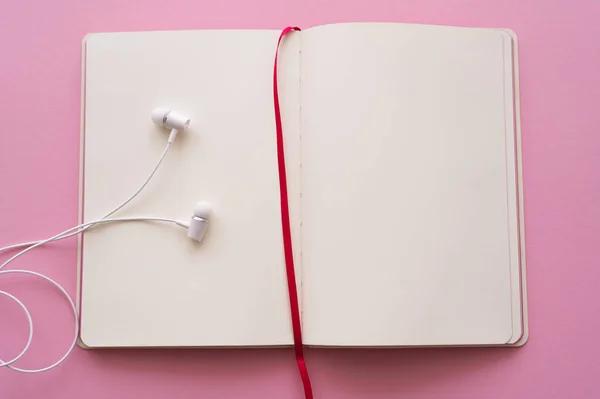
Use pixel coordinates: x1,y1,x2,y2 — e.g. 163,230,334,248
0,0,599,397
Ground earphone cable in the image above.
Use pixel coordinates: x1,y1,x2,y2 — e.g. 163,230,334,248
0,142,175,372
0,216,186,373
0,142,172,253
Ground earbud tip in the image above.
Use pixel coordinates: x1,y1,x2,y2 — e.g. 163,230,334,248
193,201,212,219
151,108,169,126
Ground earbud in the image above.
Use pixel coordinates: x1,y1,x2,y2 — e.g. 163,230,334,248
186,201,212,243
151,108,191,144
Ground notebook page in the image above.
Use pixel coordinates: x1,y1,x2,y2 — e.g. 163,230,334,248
500,29,525,344
79,30,301,347
300,23,521,346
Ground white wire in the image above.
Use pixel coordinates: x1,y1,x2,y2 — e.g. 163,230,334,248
0,216,185,373
0,142,175,372
0,217,186,273
0,290,33,367
0,142,172,254
0,269,75,373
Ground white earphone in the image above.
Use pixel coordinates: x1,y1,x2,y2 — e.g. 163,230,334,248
0,108,211,373
151,108,191,143
187,201,212,242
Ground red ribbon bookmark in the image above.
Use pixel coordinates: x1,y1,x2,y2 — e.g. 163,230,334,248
273,26,314,399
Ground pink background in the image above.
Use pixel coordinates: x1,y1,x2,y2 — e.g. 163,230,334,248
0,0,599,397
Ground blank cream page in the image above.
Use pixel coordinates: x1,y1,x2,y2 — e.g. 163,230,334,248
300,23,520,346
79,30,301,347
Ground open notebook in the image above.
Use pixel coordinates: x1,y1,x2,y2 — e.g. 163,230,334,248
78,22,528,348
